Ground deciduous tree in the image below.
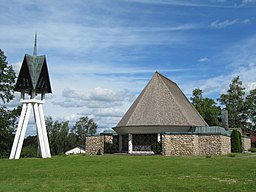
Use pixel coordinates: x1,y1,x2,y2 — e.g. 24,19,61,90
218,76,246,128
245,89,256,130
46,117,70,155
191,88,221,126
73,116,97,145
0,49,20,157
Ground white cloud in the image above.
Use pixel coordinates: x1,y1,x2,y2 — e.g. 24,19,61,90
198,57,210,62
50,87,135,129
210,19,251,29
246,82,256,92
125,0,239,8
210,19,238,29
186,35,256,98
242,0,256,4
61,87,135,103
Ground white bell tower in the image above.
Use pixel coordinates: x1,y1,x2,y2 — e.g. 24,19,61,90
9,33,52,159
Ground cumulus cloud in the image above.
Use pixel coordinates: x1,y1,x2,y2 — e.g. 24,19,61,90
50,87,135,129
91,108,124,118
62,87,135,103
52,99,85,108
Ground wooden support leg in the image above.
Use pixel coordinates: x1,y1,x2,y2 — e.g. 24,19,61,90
9,103,27,159
9,99,51,159
14,103,32,159
33,103,47,158
38,103,51,158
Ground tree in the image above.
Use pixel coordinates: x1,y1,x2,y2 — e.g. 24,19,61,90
0,49,16,103
21,136,38,158
191,88,221,126
73,116,97,145
245,89,256,130
0,49,19,157
218,76,246,129
46,117,70,155
45,116,97,155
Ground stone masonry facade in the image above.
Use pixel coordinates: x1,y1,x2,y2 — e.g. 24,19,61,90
162,134,231,156
86,133,233,156
85,135,104,155
242,137,251,151
85,134,114,155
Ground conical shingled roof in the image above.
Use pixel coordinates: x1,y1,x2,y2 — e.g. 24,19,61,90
114,72,207,131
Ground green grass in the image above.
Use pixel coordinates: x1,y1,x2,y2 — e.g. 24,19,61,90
0,154,256,192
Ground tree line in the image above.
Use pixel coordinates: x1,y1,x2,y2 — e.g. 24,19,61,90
20,116,97,157
0,49,255,157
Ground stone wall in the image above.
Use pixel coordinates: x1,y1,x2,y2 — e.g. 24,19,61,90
104,135,113,144
162,134,199,156
85,135,114,155
162,134,231,156
242,137,251,151
85,135,104,155
221,135,231,154
198,135,230,155
86,133,232,156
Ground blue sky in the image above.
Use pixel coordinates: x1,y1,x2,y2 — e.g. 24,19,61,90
1,0,256,134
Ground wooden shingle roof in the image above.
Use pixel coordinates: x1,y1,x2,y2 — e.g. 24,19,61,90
15,54,52,95
115,72,208,129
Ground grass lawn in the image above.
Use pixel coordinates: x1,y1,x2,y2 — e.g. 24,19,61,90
0,154,255,192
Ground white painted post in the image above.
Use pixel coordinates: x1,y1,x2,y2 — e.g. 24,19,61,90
33,103,47,158
9,103,27,159
128,134,133,154
38,103,51,158
119,135,122,152
157,133,161,143
14,103,32,159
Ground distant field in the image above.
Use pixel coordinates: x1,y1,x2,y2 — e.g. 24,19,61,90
0,154,255,192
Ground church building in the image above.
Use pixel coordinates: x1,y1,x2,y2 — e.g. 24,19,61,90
86,72,250,156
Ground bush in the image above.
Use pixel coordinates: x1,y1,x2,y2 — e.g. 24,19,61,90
248,148,256,153
21,145,38,158
231,130,242,153
104,142,118,154
96,148,103,155
151,142,162,155
227,153,236,157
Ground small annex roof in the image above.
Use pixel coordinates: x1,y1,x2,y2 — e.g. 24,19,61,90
114,72,208,130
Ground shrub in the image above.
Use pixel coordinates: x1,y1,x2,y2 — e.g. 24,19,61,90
227,153,236,157
248,148,256,153
96,148,103,155
151,142,162,155
104,142,118,154
231,130,242,153
21,145,38,158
